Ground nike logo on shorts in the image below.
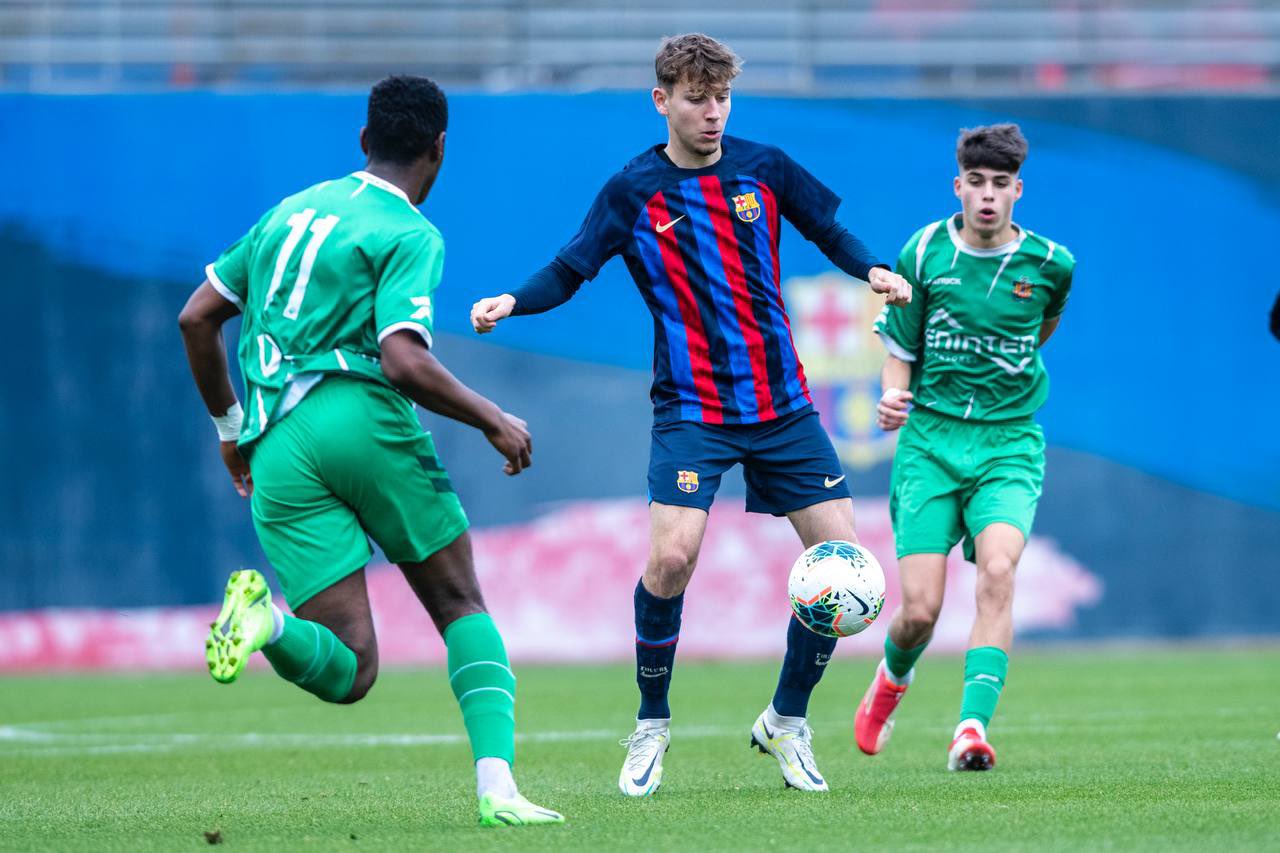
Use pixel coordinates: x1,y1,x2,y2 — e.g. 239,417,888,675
824,475,846,488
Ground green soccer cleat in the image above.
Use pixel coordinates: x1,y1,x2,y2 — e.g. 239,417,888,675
205,569,275,684
478,793,565,828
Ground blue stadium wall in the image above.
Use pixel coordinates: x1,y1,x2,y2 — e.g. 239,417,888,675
1,93,1277,641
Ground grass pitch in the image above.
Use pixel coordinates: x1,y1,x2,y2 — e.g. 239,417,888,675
2,648,1277,851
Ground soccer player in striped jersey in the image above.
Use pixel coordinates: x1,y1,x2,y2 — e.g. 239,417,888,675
857,124,1075,771
471,34,912,795
178,75,562,827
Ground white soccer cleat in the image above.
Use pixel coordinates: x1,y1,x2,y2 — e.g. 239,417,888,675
750,709,829,792
618,720,670,797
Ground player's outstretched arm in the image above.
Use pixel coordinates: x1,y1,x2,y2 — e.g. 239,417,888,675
472,258,586,333
178,281,253,497
877,356,914,431
380,331,532,475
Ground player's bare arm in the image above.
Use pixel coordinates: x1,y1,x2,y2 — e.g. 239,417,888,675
379,330,532,475
1038,315,1061,346
877,355,913,431
178,280,253,497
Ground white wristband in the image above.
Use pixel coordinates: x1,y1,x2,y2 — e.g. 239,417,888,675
212,402,244,442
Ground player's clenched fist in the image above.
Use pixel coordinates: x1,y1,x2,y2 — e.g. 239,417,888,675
876,387,913,431
868,267,912,306
485,410,533,475
219,440,253,497
471,294,516,334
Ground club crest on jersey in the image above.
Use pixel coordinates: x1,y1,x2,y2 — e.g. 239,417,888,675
676,470,700,493
1012,276,1035,301
732,192,761,223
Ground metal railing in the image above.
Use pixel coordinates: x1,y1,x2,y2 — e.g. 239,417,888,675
3,0,1279,95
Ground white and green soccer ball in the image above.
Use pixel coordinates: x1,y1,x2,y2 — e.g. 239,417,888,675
787,540,886,638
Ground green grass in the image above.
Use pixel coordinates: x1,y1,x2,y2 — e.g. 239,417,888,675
2,649,1278,851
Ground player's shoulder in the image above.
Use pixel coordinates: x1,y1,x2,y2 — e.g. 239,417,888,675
723,136,793,172
900,218,950,257
1020,227,1076,278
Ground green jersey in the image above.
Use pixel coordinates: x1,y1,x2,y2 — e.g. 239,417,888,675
874,214,1075,422
206,171,442,446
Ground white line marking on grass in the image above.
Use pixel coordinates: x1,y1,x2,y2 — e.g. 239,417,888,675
0,724,741,758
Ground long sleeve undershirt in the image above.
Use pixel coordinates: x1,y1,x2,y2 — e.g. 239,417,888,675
509,220,886,317
508,257,586,316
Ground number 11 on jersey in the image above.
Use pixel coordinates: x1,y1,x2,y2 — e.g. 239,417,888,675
264,208,341,320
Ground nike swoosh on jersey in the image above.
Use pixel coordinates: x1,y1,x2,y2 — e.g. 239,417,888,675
655,215,686,233
824,475,846,488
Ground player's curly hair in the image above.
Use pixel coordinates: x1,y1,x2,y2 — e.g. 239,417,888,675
655,33,741,95
957,124,1028,173
365,75,448,165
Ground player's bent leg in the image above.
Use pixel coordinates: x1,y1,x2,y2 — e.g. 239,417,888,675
856,553,947,755
399,533,562,825
285,569,378,703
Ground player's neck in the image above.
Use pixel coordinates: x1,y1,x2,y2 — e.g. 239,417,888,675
959,220,1019,250
664,137,722,169
363,161,427,205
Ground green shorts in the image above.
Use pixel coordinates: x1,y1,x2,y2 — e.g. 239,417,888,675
246,376,469,608
889,407,1045,562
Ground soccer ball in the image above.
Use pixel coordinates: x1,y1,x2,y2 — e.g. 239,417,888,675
787,540,885,638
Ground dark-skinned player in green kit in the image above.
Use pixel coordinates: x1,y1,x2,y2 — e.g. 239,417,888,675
178,75,563,828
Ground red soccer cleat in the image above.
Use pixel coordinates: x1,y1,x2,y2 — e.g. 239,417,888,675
854,661,910,755
947,725,997,771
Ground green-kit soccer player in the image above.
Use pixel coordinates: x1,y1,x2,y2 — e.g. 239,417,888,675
178,75,562,826
856,124,1075,770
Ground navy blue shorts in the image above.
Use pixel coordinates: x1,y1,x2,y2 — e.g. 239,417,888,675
647,407,852,515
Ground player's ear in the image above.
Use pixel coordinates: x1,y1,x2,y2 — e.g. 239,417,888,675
953,175,962,198
433,131,446,163
1014,177,1023,200
652,86,670,116
359,126,369,157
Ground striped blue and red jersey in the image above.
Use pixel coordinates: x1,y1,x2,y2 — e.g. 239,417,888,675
557,136,855,425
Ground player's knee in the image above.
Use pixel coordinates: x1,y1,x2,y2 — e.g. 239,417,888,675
900,599,942,635
647,545,697,595
976,556,1017,606
339,649,379,704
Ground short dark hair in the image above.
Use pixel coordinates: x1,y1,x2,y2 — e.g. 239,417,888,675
655,33,741,95
957,123,1028,173
365,75,448,165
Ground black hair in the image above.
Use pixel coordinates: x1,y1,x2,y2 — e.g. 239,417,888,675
957,123,1028,173
365,75,448,165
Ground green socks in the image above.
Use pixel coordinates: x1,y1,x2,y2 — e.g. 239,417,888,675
959,646,1009,728
445,612,516,765
261,614,358,703
884,634,928,679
